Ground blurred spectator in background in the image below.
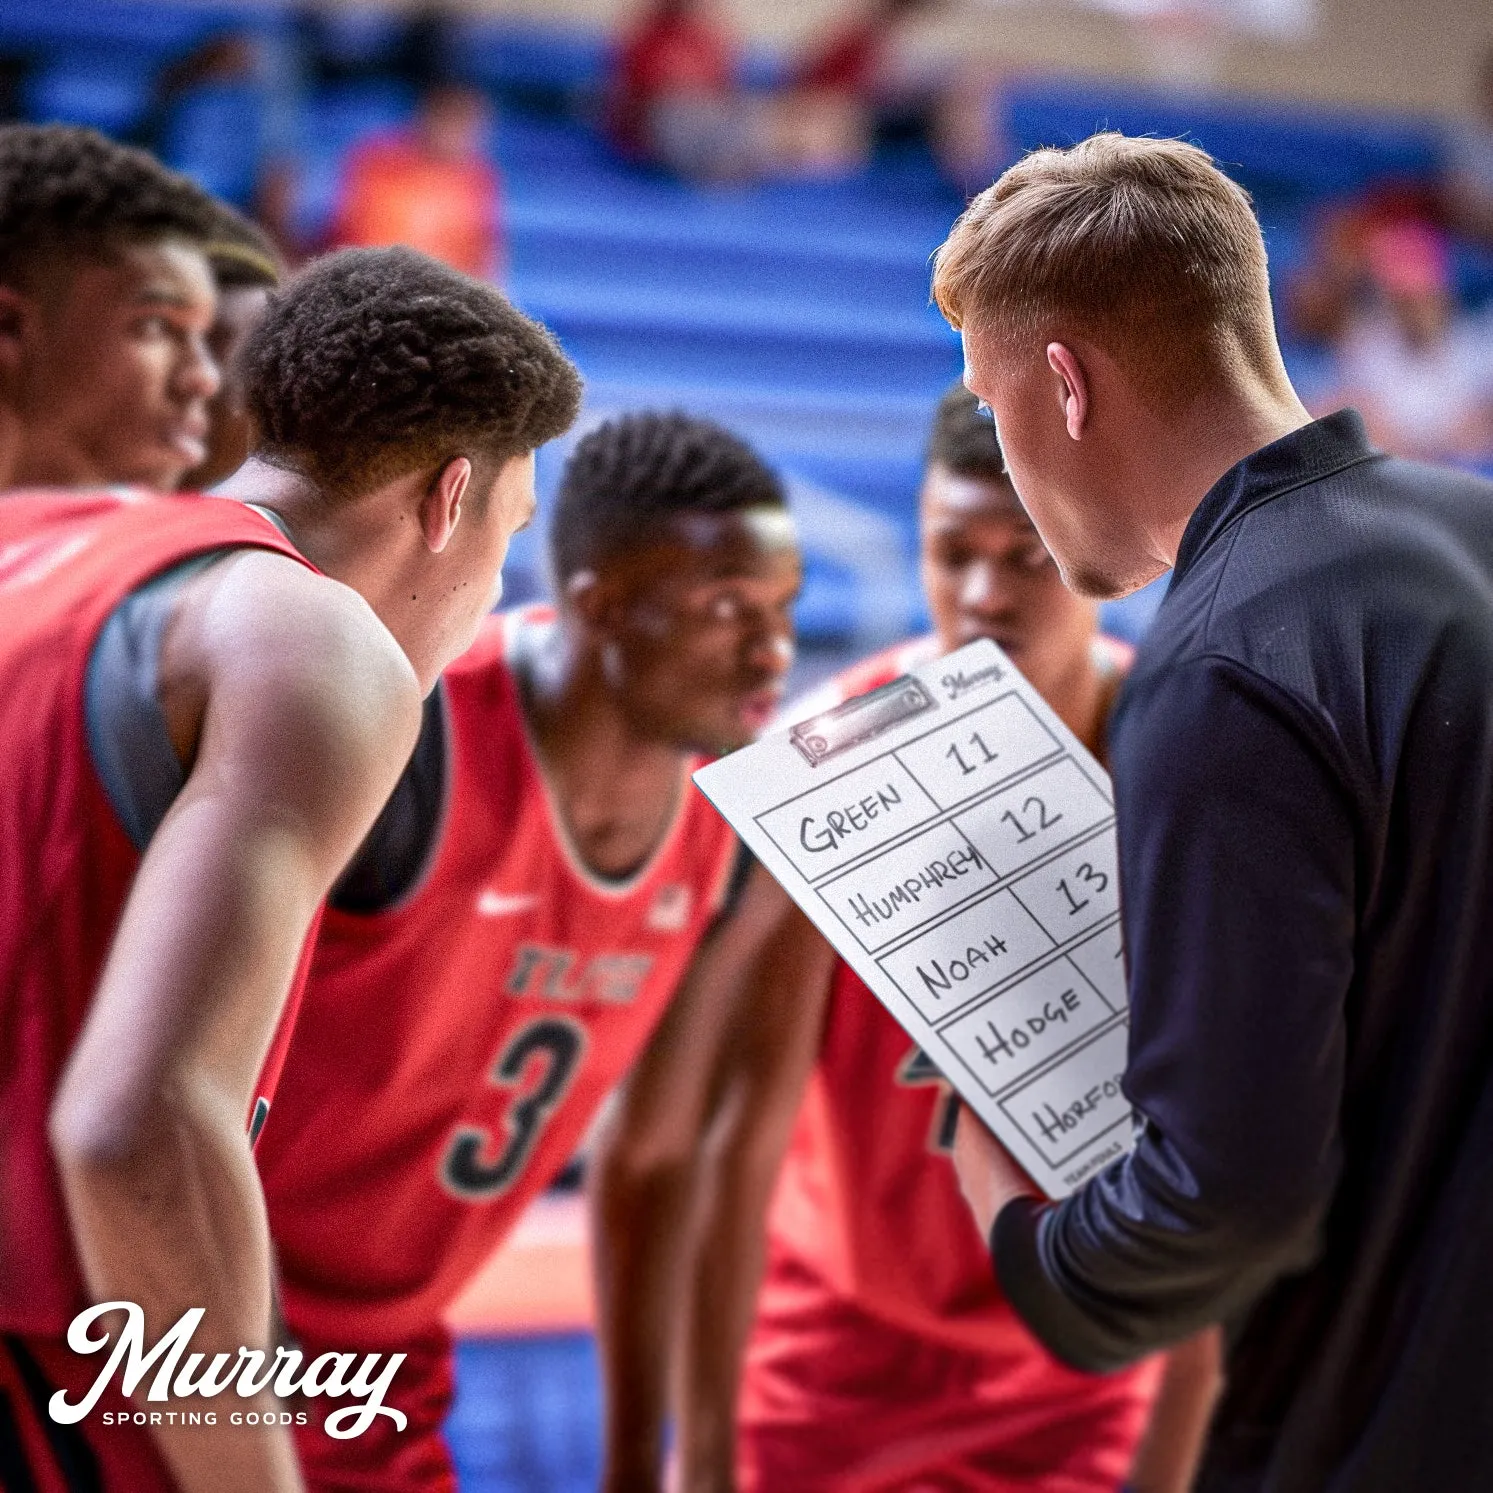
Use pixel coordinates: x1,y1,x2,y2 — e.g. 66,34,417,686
333,82,502,279
181,205,284,491
128,30,305,262
130,33,257,158
1283,202,1375,349
762,0,940,176
609,0,752,181
1444,45,1493,248
1326,221,1493,464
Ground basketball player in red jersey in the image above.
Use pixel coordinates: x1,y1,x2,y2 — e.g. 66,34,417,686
181,203,284,491
0,132,581,1492
595,385,1221,1493
0,125,223,491
254,412,801,1492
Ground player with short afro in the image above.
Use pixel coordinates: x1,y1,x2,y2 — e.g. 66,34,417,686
255,410,802,1492
244,245,580,498
0,243,579,1492
551,409,788,583
0,123,224,490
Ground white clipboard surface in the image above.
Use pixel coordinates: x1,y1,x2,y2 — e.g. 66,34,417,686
693,638,1135,1199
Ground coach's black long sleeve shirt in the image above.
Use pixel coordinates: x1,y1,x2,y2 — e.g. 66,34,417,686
993,411,1493,1492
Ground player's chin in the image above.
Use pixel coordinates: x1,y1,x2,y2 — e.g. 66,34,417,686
128,448,197,492
697,713,759,756
958,626,1025,662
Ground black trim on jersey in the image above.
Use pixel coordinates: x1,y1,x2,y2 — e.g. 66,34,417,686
1,1336,102,1493
84,553,222,852
717,840,756,921
0,1387,41,1493
330,683,450,914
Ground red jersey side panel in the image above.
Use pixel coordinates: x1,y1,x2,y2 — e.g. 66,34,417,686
740,636,1157,1492
259,608,739,1350
0,490,313,1336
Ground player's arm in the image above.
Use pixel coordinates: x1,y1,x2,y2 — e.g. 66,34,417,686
670,888,837,1493
50,551,422,1493
1126,1327,1224,1493
591,859,826,1493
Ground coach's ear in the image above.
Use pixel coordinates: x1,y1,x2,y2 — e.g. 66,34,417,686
1046,342,1089,441
419,457,473,554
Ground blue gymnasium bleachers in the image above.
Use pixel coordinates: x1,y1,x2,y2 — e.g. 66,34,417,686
5,9,1483,1485
10,1,1475,650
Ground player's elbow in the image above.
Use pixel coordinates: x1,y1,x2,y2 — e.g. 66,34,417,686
593,1113,702,1200
50,1071,184,1191
52,1092,151,1186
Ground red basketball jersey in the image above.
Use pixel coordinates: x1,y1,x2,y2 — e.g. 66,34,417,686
258,607,739,1349
740,636,1159,1491
0,489,314,1336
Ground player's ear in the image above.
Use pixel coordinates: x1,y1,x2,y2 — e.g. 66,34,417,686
419,457,472,555
563,568,608,627
0,286,33,395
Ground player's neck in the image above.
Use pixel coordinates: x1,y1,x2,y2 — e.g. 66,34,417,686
1044,649,1112,764
516,625,691,880
0,411,20,489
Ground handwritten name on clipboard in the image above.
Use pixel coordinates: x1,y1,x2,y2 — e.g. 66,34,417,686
693,638,1135,1199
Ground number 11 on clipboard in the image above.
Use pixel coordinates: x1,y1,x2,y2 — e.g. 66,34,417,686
692,638,1136,1200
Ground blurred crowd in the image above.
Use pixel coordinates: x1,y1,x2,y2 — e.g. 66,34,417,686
1285,46,1493,468
610,0,997,185
2,2,1488,470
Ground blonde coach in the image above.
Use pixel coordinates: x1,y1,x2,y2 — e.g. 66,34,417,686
942,133,1493,1493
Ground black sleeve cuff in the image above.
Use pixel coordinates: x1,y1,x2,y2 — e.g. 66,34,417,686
992,1196,1137,1375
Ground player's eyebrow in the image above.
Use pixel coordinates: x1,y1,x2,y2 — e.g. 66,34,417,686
131,285,200,308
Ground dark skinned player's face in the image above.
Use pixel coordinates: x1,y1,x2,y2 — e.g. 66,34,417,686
5,240,219,489
181,283,272,490
920,461,1099,703
591,507,801,755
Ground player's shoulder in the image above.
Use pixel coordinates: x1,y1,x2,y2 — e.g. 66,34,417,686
189,549,420,747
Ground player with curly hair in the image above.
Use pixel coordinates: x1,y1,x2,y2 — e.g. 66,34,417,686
0,244,579,1492
252,410,802,1492
592,386,1223,1493
0,122,226,490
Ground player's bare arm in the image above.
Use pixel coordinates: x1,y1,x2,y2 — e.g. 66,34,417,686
593,861,813,1493
671,885,836,1493
50,550,422,1493
593,861,837,1493
1127,1327,1224,1493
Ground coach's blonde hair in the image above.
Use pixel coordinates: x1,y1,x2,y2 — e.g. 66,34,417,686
932,133,1279,411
